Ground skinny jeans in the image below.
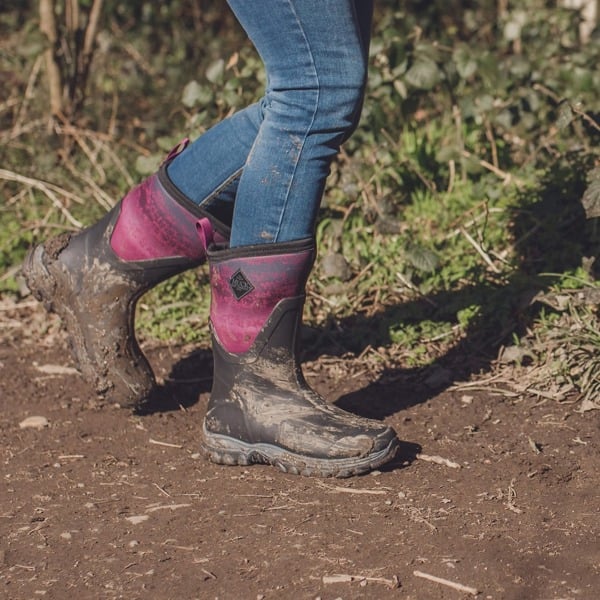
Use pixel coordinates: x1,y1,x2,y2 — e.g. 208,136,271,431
167,0,373,247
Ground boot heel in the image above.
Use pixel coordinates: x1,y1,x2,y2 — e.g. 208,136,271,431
22,244,59,308
201,427,257,467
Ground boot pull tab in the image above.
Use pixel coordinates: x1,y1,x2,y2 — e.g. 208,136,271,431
161,138,190,166
196,217,215,252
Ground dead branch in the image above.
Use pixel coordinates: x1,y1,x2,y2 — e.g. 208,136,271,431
77,0,104,110
39,0,63,115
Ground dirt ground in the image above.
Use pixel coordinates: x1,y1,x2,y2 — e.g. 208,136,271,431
1,302,599,600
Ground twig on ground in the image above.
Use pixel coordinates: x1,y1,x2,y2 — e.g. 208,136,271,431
56,116,108,184
2,119,48,143
149,438,183,449
448,376,521,398
33,364,79,377
146,504,191,513
448,374,503,388
461,148,522,186
533,83,600,133
11,55,43,137
58,149,114,211
460,227,501,274
323,573,400,589
416,454,461,469
505,478,522,514
0,299,39,311
404,506,437,532
153,483,172,497
413,570,479,596
316,482,387,495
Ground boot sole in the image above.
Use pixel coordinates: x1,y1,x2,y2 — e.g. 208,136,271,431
21,244,152,407
202,425,399,478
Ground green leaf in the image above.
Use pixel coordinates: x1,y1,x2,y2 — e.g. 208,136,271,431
436,144,460,163
156,136,179,152
453,46,477,80
404,57,442,90
556,100,574,130
181,80,212,108
393,78,408,99
503,20,522,41
581,168,600,219
205,58,225,84
405,244,439,273
503,10,527,41
135,154,161,176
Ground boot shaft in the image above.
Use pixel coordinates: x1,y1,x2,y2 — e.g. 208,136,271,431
207,239,315,355
111,170,205,261
111,164,229,263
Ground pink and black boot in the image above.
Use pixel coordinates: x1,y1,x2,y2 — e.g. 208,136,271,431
201,235,399,477
22,144,229,407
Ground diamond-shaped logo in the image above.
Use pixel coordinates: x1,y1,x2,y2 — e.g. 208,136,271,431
229,269,255,300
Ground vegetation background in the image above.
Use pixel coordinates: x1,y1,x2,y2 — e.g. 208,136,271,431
1,0,598,405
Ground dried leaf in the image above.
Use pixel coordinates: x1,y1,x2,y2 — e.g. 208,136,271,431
577,398,600,413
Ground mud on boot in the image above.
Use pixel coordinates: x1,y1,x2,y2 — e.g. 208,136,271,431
201,237,399,477
22,152,228,408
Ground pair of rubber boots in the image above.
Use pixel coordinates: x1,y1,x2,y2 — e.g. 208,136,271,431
23,144,399,478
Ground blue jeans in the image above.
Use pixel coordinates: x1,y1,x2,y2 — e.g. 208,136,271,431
167,0,373,247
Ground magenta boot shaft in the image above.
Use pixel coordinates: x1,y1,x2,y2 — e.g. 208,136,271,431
208,243,314,354
111,174,209,261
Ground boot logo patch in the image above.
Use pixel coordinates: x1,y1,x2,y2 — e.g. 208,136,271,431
229,269,254,300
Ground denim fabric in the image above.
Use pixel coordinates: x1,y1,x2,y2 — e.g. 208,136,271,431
167,0,373,247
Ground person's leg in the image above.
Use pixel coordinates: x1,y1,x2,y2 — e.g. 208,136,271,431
167,0,373,235
166,102,264,223
21,13,266,407
202,1,399,477
226,0,373,246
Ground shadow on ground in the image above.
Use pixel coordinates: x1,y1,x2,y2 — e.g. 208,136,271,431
334,153,597,418
142,153,598,424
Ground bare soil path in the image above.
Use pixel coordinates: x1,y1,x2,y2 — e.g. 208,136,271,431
1,305,598,600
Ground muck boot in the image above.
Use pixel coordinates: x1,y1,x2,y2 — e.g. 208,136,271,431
201,233,399,477
22,143,229,407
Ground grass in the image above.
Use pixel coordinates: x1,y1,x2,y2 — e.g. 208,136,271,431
0,2,598,407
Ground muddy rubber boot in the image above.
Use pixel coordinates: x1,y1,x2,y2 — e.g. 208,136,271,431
201,237,399,477
22,146,229,407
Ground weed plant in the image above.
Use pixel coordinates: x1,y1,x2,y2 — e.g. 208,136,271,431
0,1,598,403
